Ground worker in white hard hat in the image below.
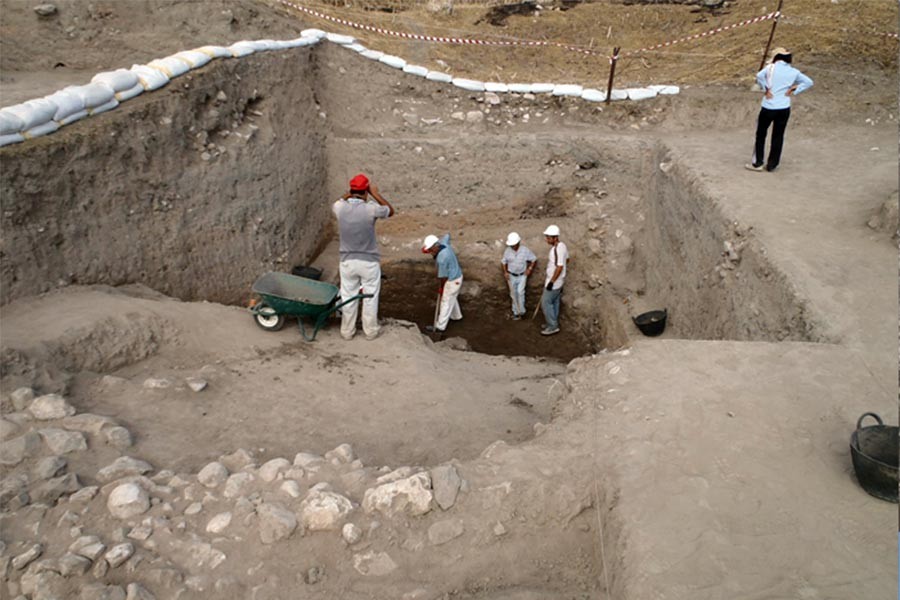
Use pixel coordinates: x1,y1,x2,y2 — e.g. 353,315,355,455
540,224,568,335
501,232,536,320
422,233,463,335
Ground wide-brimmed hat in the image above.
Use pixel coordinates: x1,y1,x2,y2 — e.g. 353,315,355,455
771,47,791,60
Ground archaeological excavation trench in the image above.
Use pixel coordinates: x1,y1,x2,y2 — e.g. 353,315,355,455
0,41,830,600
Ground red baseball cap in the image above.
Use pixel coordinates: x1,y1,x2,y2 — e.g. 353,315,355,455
349,174,369,192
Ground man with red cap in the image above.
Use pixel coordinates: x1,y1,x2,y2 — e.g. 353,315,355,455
332,174,395,340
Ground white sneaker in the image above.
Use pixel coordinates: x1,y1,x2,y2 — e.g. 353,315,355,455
540,327,560,336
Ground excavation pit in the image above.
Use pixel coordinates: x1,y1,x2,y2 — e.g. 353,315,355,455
379,261,599,361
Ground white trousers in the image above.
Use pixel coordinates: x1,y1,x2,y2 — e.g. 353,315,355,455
508,273,527,316
339,259,381,339
436,276,463,331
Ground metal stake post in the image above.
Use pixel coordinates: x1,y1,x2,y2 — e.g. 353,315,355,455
605,47,620,104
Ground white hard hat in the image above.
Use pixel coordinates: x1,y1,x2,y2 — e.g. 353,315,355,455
543,224,560,237
422,234,439,251
505,232,521,246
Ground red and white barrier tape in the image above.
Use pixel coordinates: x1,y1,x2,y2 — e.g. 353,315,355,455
277,0,607,56
621,11,780,57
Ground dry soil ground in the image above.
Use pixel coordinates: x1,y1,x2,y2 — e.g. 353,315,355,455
0,1,898,599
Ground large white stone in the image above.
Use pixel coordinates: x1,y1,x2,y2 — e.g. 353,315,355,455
324,444,354,465
107,483,150,520
362,472,433,517
429,464,461,510
29,393,76,419
299,490,353,531
61,413,117,434
223,472,254,498
39,428,87,454
10,387,35,410
97,456,153,482
104,543,134,568
206,512,232,534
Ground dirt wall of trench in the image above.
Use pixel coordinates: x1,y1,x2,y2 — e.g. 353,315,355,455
0,49,328,306
634,144,826,342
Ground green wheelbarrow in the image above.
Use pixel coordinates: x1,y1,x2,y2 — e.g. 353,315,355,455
248,271,373,341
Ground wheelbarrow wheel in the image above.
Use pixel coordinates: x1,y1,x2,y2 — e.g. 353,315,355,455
254,304,285,331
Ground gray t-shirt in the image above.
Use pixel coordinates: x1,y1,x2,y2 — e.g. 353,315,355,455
333,198,391,262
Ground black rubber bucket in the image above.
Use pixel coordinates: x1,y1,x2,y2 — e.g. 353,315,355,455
291,265,323,280
633,309,667,337
850,412,899,503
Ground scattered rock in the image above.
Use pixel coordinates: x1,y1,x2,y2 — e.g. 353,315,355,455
104,543,134,568
280,480,301,498
69,486,99,504
125,582,156,600
34,4,58,17
259,458,291,482
142,378,172,389
484,92,501,105
304,566,324,585
353,551,397,576
342,523,362,545
324,443,354,464
362,472,433,517
20,570,65,599
450,111,465,121
81,583,126,600
184,502,203,515
39,428,87,454
219,448,255,471
32,472,81,504
70,535,106,560
10,387,35,410
0,417,19,440
465,110,484,123
98,456,153,482
402,112,419,126
104,426,133,449
197,462,229,487
127,521,152,541
430,464,461,510
427,518,464,545
257,502,297,544
93,558,110,578
12,544,43,570
107,483,150,519
298,490,353,531
0,432,42,466
59,552,92,576
215,90,228,102
185,377,207,392
28,394,75,420
206,512,232,534
223,472,254,498
0,474,30,509
61,413,117,435
493,521,507,536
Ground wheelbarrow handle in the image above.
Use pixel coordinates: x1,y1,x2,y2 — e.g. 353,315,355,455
856,412,884,430
331,293,375,313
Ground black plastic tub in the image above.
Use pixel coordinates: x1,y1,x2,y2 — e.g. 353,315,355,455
850,412,898,503
633,309,667,337
291,265,323,280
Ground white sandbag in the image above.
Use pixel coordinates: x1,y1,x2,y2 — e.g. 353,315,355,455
115,83,144,102
280,37,318,49
228,41,257,58
626,87,658,101
425,71,452,83
402,64,429,77
91,69,139,92
608,89,628,101
148,56,191,78
326,33,355,45
301,28,327,40
66,83,115,108
379,55,406,69
484,82,509,93
580,88,606,102
452,78,485,92
173,50,212,68
361,50,384,60
507,83,533,94
4,99,58,130
530,83,555,94
89,98,119,115
196,45,233,58
346,43,368,53
0,133,24,147
552,84,583,97
0,109,25,135
253,40,279,51
44,89,85,122
647,84,679,95
131,64,170,90
23,120,59,139
59,109,88,125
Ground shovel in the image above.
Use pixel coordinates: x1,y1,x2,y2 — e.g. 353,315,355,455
431,290,442,339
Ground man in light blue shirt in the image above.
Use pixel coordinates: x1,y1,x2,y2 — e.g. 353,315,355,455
746,47,813,173
501,232,536,320
422,233,463,334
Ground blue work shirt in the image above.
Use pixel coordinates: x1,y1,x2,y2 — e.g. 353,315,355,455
435,234,463,280
756,60,813,110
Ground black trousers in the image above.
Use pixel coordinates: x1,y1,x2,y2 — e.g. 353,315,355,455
753,107,791,170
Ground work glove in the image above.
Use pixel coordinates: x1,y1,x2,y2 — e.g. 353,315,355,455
546,282,554,291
